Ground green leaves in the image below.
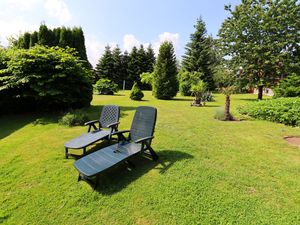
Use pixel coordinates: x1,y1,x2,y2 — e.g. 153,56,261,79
0,45,92,112
218,0,300,91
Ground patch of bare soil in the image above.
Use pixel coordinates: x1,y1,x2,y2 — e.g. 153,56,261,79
284,136,300,148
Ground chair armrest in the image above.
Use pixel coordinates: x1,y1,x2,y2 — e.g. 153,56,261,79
106,121,120,128
84,120,99,126
134,136,154,144
112,130,131,136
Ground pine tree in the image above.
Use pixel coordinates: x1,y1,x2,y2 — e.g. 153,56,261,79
23,32,31,49
182,18,216,90
53,28,61,46
121,51,130,89
153,41,178,99
95,45,114,82
111,45,124,87
38,24,52,46
30,31,38,47
145,44,156,72
59,27,73,48
72,27,88,61
128,46,140,88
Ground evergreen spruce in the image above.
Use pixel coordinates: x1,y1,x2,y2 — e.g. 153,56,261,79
38,24,52,46
29,31,38,48
23,32,31,49
153,41,178,99
121,51,130,89
72,27,88,61
59,27,73,48
112,45,123,87
182,18,216,90
145,45,156,72
95,45,114,81
128,46,140,88
130,82,144,100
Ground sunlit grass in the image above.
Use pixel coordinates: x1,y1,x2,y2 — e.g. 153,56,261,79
1,91,300,224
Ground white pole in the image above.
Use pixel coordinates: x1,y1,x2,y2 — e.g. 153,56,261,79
123,80,125,90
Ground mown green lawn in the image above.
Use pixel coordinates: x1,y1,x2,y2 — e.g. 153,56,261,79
1,91,300,224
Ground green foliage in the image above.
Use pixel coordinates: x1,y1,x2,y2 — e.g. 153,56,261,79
190,80,206,99
182,18,217,90
59,110,89,126
96,44,156,90
214,107,226,121
12,24,91,68
179,70,202,96
218,0,300,99
130,82,144,100
94,78,118,95
238,97,300,126
274,74,300,98
0,45,93,112
140,72,154,86
153,41,178,99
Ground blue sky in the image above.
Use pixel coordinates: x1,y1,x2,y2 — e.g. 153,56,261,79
0,0,240,66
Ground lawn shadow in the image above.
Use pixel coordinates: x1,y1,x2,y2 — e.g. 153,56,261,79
236,98,259,102
171,98,193,102
0,112,62,140
89,149,193,195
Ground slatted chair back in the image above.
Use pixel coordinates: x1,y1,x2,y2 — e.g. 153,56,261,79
130,106,157,142
99,105,120,128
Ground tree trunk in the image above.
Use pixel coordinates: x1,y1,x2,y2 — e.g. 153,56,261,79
225,95,232,121
258,85,263,100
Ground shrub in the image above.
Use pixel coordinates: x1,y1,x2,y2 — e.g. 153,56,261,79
0,45,93,113
59,110,89,126
274,74,300,98
130,82,144,100
94,78,118,95
214,107,226,121
179,70,202,96
238,97,300,126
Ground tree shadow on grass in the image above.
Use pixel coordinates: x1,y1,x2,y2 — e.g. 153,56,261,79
0,105,138,140
81,149,194,195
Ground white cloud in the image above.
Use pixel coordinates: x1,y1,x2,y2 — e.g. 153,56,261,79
0,20,38,46
122,32,180,56
153,32,180,55
123,34,140,52
44,0,72,23
7,0,40,11
86,36,117,67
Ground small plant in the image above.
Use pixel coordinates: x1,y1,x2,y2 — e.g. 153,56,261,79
59,110,89,126
214,107,226,121
130,82,144,100
94,78,118,95
190,80,206,106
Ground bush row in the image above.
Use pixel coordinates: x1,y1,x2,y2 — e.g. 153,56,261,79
238,97,300,126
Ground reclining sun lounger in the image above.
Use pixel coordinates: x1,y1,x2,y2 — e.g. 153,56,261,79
74,106,158,188
64,105,120,158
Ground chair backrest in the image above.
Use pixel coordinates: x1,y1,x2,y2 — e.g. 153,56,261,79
100,105,120,128
130,106,157,142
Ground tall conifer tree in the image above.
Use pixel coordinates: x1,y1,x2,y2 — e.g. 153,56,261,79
182,18,216,90
153,41,178,99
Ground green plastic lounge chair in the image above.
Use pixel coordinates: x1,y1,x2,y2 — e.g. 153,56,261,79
74,106,158,188
64,105,120,159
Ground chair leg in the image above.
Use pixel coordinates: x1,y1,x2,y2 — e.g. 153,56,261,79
148,146,159,161
78,174,82,182
83,147,86,155
125,160,136,169
65,148,69,159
